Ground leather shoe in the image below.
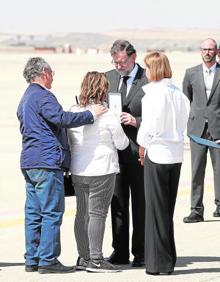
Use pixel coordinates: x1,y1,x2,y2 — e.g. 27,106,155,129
146,271,160,275
107,252,129,265
38,261,74,274
213,206,220,217
132,257,145,267
146,271,173,275
25,265,38,272
183,213,204,223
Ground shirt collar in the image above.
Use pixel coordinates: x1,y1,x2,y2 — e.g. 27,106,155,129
202,63,217,73
125,63,138,80
142,78,172,93
31,82,50,91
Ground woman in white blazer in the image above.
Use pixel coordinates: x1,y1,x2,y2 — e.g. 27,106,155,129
137,52,189,275
68,72,129,273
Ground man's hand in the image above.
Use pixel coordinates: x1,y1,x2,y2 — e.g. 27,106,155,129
120,112,137,127
91,104,108,117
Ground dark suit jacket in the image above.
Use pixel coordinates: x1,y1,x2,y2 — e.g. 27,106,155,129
106,64,148,164
183,63,220,139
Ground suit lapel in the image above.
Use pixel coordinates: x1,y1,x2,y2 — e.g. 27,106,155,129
126,65,144,105
111,72,121,91
208,63,220,102
196,64,207,101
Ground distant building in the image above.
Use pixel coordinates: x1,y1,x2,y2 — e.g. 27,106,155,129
146,48,165,52
62,43,73,53
75,48,84,54
34,47,56,53
87,48,99,54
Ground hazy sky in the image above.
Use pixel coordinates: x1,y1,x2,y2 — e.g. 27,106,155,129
1,0,220,34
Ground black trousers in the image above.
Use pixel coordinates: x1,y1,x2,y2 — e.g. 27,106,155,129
111,162,145,259
144,154,181,273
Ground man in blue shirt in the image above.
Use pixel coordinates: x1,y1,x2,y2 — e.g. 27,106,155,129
17,57,106,274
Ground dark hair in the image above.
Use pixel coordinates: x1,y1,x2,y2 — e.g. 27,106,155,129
79,72,109,106
110,40,136,57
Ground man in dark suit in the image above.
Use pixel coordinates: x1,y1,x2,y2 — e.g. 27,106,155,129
106,40,147,266
183,38,220,223
218,46,220,62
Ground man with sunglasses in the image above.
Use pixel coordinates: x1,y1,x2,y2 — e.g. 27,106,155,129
183,38,220,223
106,40,148,267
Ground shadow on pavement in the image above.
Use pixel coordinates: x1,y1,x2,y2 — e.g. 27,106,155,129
177,256,220,267
115,256,220,274
174,256,220,275
204,219,220,222
174,268,220,275
0,262,24,267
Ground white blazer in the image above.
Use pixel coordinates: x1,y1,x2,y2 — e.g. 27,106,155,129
137,79,189,164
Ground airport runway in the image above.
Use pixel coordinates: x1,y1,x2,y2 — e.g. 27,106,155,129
1,52,220,281
1,149,220,282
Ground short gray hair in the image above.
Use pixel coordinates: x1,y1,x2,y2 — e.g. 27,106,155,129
23,57,52,83
110,40,136,57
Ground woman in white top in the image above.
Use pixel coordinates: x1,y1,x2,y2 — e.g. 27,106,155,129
68,71,129,273
137,52,189,275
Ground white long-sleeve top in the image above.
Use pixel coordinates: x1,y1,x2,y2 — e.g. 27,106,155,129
68,105,129,176
137,78,189,164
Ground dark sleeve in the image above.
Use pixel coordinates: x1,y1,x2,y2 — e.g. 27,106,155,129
182,70,193,102
40,91,94,128
136,68,148,129
135,117,142,129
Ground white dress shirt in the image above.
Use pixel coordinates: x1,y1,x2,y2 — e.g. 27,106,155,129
202,63,216,98
68,105,129,176
118,64,138,95
137,79,190,164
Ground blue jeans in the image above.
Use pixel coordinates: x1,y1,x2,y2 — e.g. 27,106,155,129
22,168,64,266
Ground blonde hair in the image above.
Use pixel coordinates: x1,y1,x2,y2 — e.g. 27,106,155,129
144,52,172,81
79,71,109,106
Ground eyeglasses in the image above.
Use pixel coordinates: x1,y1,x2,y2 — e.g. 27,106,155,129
111,57,130,66
47,70,55,77
200,48,216,52
42,69,55,77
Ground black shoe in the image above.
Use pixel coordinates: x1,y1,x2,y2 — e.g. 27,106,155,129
76,256,89,271
146,271,160,275
38,261,75,274
183,213,204,223
146,271,173,275
107,252,129,265
213,206,220,217
25,265,38,272
132,257,145,267
86,258,121,273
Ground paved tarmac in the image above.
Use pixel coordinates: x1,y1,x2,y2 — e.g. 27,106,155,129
1,148,220,282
